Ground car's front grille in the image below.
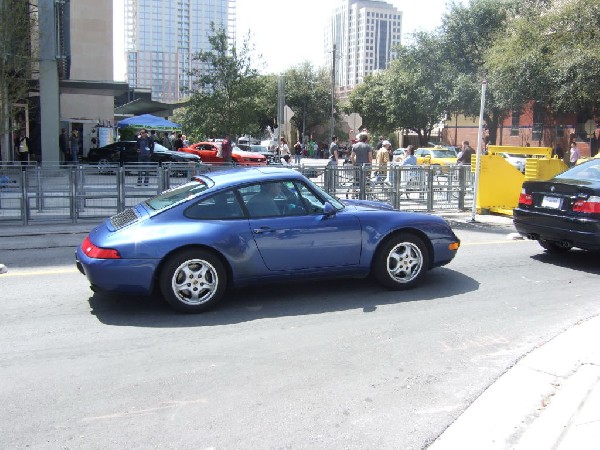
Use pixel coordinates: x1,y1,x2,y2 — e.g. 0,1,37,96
110,208,139,229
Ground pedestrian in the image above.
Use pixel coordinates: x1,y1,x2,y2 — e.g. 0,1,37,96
552,145,564,160
401,145,417,165
221,135,232,163
69,130,79,164
279,138,290,157
376,135,384,150
173,133,184,150
351,132,373,166
182,134,189,147
569,142,580,167
16,131,30,165
59,128,68,163
457,140,475,165
136,129,154,185
150,130,159,144
375,140,391,180
161,132,171,149
293,138,302,164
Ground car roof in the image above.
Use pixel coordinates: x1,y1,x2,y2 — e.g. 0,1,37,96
200,166,302,188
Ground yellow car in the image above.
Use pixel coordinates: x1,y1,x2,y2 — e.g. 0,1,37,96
414,146,458,172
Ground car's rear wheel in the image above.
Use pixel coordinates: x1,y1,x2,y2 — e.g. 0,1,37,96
538,239,572,253
97,157,112,174
373,233,429,290
160,249,227,313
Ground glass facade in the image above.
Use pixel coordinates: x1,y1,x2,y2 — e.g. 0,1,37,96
325,0,402,91
125,0,236,102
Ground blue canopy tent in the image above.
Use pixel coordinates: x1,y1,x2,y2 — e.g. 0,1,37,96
117,114,181,131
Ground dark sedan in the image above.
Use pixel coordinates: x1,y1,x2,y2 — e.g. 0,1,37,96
87,141,201,167
513,157,600,252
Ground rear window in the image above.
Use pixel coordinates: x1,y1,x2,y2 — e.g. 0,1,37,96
145,177,214,211
556,159,600,181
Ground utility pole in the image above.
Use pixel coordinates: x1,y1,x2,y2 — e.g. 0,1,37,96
38,0,61,164
330,44,336,140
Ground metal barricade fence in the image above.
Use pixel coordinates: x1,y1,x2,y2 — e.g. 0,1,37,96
0,162,474,225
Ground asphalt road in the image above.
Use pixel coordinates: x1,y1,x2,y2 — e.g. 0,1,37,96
1,226,599,449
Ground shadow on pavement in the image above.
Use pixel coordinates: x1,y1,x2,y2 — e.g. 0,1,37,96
87,267,478,327
531,249,600,275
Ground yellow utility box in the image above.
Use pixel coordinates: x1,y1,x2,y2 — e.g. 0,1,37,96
474,145,568,216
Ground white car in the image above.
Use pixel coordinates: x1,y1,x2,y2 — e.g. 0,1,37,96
499,153,544,173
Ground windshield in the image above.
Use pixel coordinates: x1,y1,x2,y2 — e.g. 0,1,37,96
432,150,457,158
145,177,213,210
556,159,600,181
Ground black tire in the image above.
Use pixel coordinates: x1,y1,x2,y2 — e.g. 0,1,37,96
538,239,571,253
97,158,112,174
373,233,429,290
159,249,227,313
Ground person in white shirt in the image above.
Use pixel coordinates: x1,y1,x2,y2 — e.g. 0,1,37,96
279,138,290,157
569,142,580,166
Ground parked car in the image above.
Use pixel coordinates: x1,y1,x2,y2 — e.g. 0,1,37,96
414,146,458,172
513,158,600,252
76,167,461,313
180,141,267,166
86,141,201,167
393,148,407,163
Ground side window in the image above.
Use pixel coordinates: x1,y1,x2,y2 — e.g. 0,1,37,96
240,181,308,218
184,190,244,220
296,181,327,214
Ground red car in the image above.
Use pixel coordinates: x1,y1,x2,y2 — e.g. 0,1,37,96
180,142,267,166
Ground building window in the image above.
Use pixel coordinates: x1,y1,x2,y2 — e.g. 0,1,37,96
510,111,520,136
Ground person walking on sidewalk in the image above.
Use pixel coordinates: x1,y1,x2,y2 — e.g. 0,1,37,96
293,139,303,164
136,129,154,185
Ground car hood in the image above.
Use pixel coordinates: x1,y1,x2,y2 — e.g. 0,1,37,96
342,199,395,211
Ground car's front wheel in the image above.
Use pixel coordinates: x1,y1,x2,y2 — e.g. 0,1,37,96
373,233,429,290
160,249,227,313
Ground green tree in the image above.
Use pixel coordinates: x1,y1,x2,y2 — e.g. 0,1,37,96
348,32,452,145
485,0,600,117
0,0,36,160
283,62,333,142
178,25,264,140
441,0,517,144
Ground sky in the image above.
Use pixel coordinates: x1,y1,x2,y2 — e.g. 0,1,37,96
113,0,456,80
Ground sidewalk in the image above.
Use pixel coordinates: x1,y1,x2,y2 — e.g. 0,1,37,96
429,315,600,449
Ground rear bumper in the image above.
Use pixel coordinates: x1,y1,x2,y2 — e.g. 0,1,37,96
513,208,600,250
75,247,159,294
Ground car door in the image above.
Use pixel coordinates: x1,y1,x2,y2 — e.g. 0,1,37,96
241,180,362,271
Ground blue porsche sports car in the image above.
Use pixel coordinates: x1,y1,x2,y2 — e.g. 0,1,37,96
76,167,460,313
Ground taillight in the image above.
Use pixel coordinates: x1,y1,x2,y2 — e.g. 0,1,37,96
518,188,533,206
573,196,600,214
81,235,121,259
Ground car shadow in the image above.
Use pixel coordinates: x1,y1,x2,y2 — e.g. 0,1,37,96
88,267,479,327
531,249,600,274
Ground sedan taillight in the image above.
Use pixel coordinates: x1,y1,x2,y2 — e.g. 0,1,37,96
81,236,121,259
573,196,600,214
518,189,533,206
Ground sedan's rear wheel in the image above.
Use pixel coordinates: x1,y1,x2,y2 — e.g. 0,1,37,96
160,249,226,313
538,239,572,253
373,233,429,290
97,158,111,174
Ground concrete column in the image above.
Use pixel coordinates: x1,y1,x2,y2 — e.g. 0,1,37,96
38,0,60,165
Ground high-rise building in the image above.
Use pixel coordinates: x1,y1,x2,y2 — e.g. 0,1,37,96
325,0,402,96
124,0,236,103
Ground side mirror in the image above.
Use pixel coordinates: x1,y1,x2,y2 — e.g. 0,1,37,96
323,202,336,218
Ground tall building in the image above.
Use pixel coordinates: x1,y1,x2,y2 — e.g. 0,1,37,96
325,0,402,96
124,0,236,103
